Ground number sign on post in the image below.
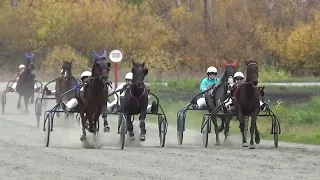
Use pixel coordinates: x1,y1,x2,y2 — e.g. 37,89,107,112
109,50,123,89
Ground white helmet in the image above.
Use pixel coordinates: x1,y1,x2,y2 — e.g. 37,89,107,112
19,64,25,69
234,72,244,79
125,72,133,80
207,66,217,73
80,71,92,78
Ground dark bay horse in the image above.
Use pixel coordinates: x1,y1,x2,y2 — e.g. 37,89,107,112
204,60,237,145
55,60,77,118
121,61,149,141
234,60,260,149
78,50,111,141
16,52,36,113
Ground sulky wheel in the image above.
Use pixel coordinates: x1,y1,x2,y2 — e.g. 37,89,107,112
272,116,279,148
44,113,52,147
118,113,126,150
202,115,211,148
1,92,6,114
35,99,42,127
177,110,185,145
158,115,167,147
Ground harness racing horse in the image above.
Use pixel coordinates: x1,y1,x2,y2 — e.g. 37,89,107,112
55,60,77,118
16,52,36,113
234,60,260,149
204,60,237,145
121,61,149,141
78,50,111,141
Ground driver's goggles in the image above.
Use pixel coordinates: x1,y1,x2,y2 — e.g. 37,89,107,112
207,72,217,75
234,77,244,81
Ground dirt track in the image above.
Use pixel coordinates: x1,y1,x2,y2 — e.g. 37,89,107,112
0,82,320,180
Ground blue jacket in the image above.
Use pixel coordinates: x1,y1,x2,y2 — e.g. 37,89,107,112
200,77,220,92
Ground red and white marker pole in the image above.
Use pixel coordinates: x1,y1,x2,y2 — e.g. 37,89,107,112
109,50,123,89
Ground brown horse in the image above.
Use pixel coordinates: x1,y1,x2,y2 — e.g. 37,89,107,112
234,60,260,149
120,61,149,141
16,52,36,113
77,50,111,141
55,60,77,118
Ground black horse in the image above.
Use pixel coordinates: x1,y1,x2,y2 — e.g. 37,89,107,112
16,52,36,113
55,60,77,118
234,60,260,149
204,60,237,145
120,61,149,141
78,50,111,141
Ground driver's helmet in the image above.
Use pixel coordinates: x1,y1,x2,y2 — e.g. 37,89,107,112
207,66,217,75
234,71,244,82
19,64,25,69
124,72,133,83
80,71,92,81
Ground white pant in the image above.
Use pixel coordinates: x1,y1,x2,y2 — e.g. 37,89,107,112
196,97,206,108
11,82,38,90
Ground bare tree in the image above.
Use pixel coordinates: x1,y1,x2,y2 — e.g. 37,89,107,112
204,0,212,33
176,0,181,7
187,0,193,11
11,0,20,7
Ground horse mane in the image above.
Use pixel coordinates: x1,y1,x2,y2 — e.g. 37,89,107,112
91,61,99,77
245,60,257,65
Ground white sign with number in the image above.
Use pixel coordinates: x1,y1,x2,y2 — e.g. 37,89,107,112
109,50,123,63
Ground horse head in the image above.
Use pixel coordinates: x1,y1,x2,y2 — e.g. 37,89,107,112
131,60,148,89
24,52,36,74
61,59,73,81
222,60,237,86
91,50,111,82
245,60,259,86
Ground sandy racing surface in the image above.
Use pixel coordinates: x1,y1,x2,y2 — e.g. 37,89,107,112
0,82,320,180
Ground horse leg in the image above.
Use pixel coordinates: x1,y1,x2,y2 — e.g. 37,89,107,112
126,114,134,140
212,115,220,146
101,106,110,132
255,121,260,144
24,95,29,113
224,116,231,141
80,111,87,141
17,95,21,110
249,114,258,149
138,109,147,141
238,114,248,147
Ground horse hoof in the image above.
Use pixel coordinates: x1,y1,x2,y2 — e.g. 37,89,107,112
249,144,255,149
255,137,260,144
104,126,110,132
242,143,248,147
215,142,221,146
80,135,87,141
139,135,146,141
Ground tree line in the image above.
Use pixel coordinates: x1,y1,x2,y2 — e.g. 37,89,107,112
1,0,320,76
